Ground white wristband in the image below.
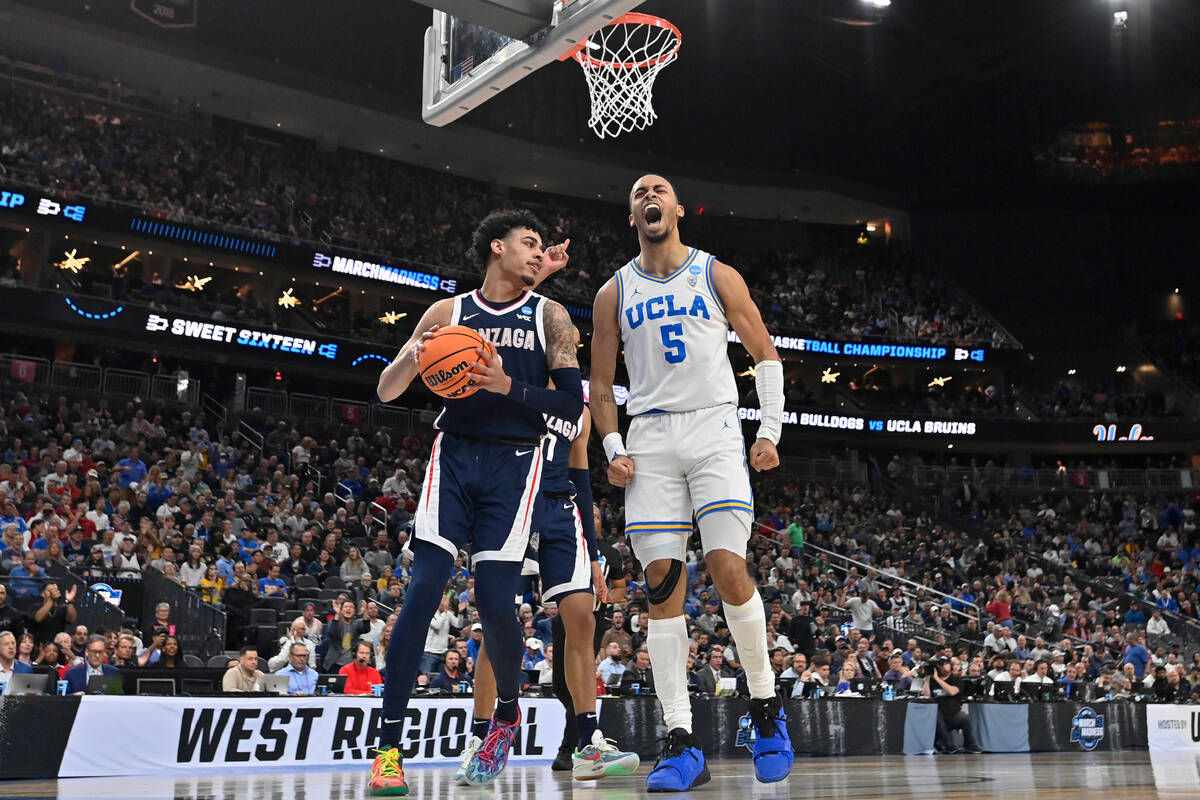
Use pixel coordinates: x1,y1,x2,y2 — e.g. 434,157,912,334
602,432,628,463
754,359,784,445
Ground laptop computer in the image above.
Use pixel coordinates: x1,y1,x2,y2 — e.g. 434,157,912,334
849,677,879,697
3,673,50,695
1020,681,1053,702
991,680,1016,702
316,674,348,695
260,674,291,696
180,678,214,696
778,677,798,698
136,678,176,696
959,677,985,700
86,674,124,695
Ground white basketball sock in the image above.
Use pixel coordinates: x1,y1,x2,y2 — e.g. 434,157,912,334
723,591,775,699
646,614,692,732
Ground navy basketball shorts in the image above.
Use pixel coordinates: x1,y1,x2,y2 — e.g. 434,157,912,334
413,431,543,563
530,495,592,601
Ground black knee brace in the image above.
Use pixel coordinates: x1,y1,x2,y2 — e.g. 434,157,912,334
646,560,684,606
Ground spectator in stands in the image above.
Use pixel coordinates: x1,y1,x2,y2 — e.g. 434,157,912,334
339,641,382,695
598,642,626,686
113,446,147,490
838,587,881,639
430,648,472,693
339,546,370,585
1147,610,1171,637
323,599,368,672
8,551,45,600
158,636,185,668
299,601,323,642
376,623,393,674
200,564,225,605
0,630,33,685
179,545,207,589
258,564,289,599
1123,634,1151,680
0,585,24,640
64,635,120,694
418,595,459,675
834,661,861,695
780,652,809,680
522,638,546,671
882,653,913,691
222,573,257,648
16,633,36,668
29,582,76,645
694,646,732,694
270,619,318,671
223,645,264,692
275,641,319,695
148,603,176,638
138,627,170,666
112,635,138,668
600,609,633,657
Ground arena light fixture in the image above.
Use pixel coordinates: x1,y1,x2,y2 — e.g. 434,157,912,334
1067,369,1077,375
378,311,408,325
1113,10,1128,30
1116,365,1127,373
821,368,840,384
56,249,90,274
277,288,300,308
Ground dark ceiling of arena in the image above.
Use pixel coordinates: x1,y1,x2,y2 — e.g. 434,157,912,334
9,0,1200,200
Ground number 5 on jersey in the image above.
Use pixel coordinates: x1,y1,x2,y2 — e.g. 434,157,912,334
660,323,687,363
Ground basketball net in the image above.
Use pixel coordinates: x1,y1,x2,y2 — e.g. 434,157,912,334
560,13,681,139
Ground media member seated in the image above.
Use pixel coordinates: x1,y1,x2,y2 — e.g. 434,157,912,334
64,635,120,694
0,631,34,683
274,641,319,695
430,648,473,693
339,641,383,695
619,648,655,694
222,646,264,692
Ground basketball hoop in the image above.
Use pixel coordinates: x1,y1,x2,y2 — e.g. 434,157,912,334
559,13,681,139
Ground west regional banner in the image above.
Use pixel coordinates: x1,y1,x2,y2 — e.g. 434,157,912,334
59,696,567,776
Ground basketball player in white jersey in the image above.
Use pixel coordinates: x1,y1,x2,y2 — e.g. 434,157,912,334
590,175,791,792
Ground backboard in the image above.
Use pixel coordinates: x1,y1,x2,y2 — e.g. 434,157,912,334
422,0,644,127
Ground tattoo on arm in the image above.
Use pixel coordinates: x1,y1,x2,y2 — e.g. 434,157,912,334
594,393,614,403
543,302,579,370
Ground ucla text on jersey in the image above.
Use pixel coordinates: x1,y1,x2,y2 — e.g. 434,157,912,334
615,248,739,415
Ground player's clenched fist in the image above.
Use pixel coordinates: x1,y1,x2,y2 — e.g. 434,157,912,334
748,438,779,472
608,454,635,487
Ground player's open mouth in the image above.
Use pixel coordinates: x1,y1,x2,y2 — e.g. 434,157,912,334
644,203,663,224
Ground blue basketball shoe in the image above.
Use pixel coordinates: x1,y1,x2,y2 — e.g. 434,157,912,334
646,728,710,792
463,711,520,785
747,695,793,783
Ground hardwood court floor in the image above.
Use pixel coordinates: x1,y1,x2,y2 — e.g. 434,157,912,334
3,752,1199,799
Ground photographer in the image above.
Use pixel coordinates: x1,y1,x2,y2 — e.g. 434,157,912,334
921,657,981,754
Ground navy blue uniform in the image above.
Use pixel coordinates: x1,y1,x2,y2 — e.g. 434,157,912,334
415,289,550,563
524,411,593,600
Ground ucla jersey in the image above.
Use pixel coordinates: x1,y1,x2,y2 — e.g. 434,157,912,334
615,248,738,415
540,411,583,494
433,289,550,442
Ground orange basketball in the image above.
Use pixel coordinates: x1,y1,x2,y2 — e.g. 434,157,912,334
418,325,493,399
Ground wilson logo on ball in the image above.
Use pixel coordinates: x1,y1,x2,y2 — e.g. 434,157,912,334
425,361,471,386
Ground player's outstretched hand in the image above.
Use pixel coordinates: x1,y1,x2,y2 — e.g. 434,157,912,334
540,238,570,279
470,345,511,395
591,560,608,604
749,438,779,472
608,454,635,487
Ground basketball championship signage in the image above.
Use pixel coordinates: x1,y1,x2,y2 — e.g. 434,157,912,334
130,0,198,28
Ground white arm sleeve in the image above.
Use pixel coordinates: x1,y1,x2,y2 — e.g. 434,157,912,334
754,359,784,444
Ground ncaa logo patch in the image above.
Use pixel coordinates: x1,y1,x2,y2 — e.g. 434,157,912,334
689,263,702,274
90,582,124,607
521,306,533,315
1070,707,1104,751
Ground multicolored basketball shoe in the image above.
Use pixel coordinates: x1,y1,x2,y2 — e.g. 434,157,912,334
368,747,408,796
747,694,793,783
463,711,520,785
453,735,483,785
572,729,641,780
646,728,710,792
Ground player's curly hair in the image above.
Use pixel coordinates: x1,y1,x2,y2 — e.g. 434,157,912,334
470,208,546,270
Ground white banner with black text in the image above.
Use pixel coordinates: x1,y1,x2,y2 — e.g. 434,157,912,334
59,696,567,776
1147,704,1200,752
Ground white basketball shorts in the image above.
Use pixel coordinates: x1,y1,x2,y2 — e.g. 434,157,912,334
623,403,754,565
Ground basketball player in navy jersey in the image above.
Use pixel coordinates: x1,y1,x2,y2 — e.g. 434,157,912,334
369,209,583,795
590,175,792,791
452,370,638,784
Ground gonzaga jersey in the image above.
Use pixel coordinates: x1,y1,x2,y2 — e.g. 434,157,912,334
540,411,583,494
615,248,738,415
433,288,550,442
